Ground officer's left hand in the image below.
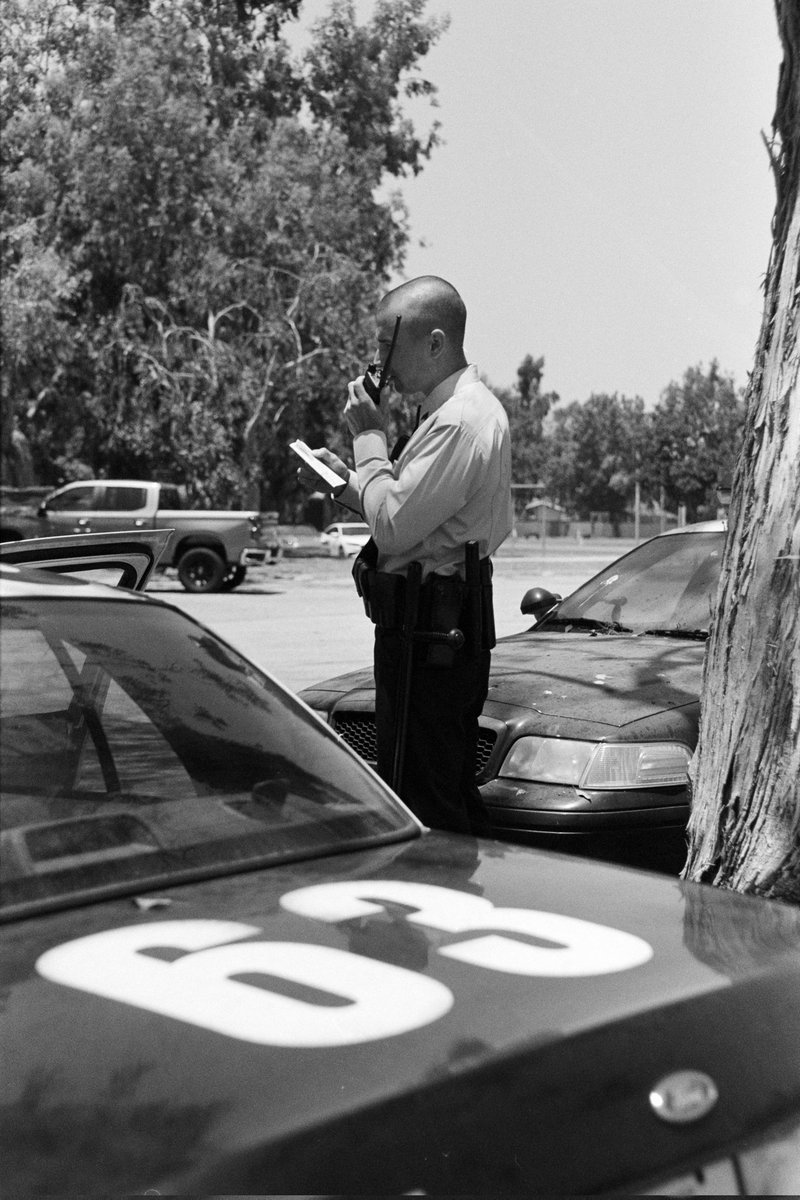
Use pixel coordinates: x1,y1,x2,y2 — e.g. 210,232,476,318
344,376,389,437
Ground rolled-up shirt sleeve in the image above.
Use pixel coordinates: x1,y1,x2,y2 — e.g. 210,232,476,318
333,469,363,516
354,423,479,555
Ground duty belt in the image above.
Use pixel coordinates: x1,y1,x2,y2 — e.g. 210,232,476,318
352,543,496,661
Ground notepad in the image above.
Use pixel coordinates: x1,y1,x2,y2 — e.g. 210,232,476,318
289,440,347,490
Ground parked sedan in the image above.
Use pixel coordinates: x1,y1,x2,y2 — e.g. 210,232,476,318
301,522,727,873
320,520,372,557
3,531,799,1197
276,522,329,557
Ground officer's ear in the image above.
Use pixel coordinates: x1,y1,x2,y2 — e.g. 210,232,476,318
429,328,446,358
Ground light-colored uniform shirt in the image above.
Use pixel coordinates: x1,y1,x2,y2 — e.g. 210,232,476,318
336,364,513,578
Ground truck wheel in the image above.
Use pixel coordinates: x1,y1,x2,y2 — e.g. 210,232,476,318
177,547,226,593
220,564,247,591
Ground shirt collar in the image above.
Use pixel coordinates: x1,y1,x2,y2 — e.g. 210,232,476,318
421,364,478,420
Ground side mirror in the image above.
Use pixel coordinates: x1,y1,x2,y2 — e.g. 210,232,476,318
37,503,48,517
520,586,561,622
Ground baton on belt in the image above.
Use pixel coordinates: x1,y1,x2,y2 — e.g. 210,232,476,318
391,560,466,796
464,539,482,652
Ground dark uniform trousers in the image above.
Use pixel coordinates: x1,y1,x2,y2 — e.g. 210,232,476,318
353,420,496,835
373,627,492,835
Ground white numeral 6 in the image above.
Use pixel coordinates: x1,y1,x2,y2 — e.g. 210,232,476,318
37,919,452,1046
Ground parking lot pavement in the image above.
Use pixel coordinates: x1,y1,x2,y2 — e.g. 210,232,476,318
149,538,637,693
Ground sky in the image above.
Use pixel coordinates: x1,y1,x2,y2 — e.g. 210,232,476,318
291,0,781,407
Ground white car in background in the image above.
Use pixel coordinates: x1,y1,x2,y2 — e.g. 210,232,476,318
320,521,371,557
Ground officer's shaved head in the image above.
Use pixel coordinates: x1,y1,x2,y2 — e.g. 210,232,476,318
380,276,467,349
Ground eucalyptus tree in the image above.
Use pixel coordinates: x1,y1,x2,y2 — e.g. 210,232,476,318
683,0,799,902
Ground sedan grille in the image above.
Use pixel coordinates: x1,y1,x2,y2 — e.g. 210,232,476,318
333,713,378,763
332,712,497,778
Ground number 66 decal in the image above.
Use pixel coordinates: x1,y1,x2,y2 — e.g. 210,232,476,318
37,882,652,1047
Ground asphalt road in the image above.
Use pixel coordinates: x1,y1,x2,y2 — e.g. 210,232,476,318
147,537,639,694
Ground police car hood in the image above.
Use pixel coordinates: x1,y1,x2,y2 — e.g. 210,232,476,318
302,632,705,729
2,834,799,1195
485,632,704,726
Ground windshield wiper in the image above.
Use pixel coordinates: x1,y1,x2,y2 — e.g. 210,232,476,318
540,616,633,634
642,628,709,641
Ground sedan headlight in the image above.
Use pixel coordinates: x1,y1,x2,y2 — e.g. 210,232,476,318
498,737,692,789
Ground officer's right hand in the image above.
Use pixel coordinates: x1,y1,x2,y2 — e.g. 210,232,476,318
344,376,389,436
296,447,349,490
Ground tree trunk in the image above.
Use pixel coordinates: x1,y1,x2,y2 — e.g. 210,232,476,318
682,0,800,902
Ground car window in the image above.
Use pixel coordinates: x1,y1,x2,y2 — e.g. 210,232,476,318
1,599,415,914
46,486,97,512
342,525,370,536
97,486,148,511
58,566,132,587
549,531,725,635
158,485,181,509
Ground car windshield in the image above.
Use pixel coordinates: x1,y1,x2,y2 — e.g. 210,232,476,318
540,531,725,637
1,598,416,916
341,525,369,535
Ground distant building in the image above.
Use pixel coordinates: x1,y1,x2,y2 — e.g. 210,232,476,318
514,500,572,538
579,504,679,540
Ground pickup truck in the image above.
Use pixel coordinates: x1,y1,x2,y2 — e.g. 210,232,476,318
12,480,280,592
0,487,50,543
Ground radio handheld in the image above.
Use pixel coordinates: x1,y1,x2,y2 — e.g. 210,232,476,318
363,316,402,405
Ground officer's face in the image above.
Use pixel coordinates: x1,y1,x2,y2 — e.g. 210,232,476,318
375,308,428,397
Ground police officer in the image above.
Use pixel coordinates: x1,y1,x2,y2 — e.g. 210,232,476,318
301,276,512,834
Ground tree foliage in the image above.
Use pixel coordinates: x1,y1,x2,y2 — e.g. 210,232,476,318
305,0,444,176
1,0,448,506
648,362,745,520
497,354,559,491
500,355,744,525
544,393,647,527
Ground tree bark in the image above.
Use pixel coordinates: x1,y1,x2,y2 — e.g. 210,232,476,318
682,0,800,901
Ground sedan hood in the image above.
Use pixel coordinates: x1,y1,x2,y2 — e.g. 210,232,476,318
485,632,704,728
302,632,705,733
2,834,799,1195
